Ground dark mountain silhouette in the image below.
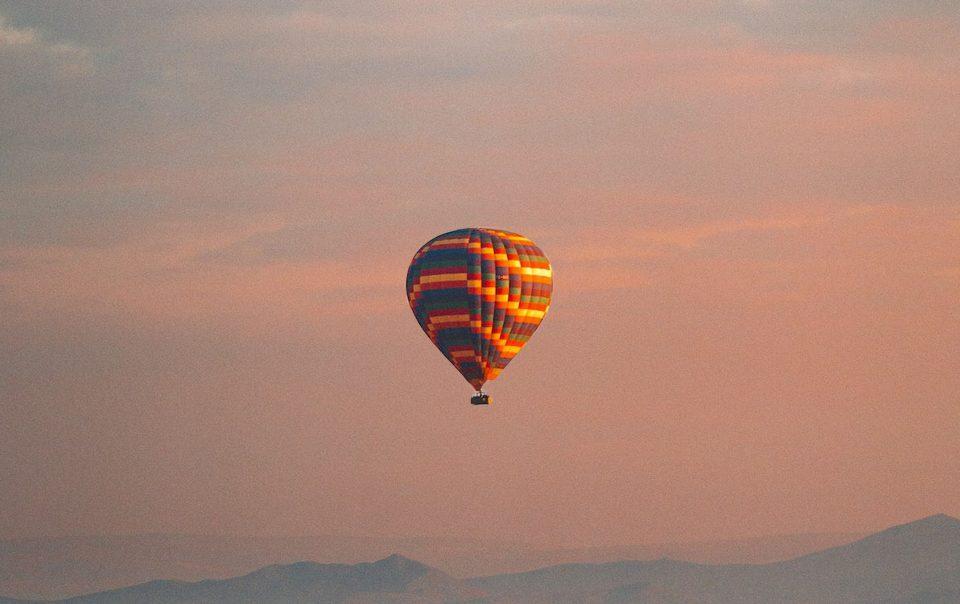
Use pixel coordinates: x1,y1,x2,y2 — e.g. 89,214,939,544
469,514,960,603
0,531,861,600
57,554,483,604
530,529,861,569
3,514,958,603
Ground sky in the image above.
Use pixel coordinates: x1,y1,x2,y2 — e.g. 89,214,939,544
0,1,958,547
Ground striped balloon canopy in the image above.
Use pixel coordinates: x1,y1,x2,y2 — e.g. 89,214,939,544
406,228,553,393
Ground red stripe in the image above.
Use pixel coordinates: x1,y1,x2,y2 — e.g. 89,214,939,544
446,345,475,352
428,308,472,317
434,321,471,329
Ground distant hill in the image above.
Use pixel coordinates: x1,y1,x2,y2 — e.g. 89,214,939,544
527,530,862,569
4,514,958,603
469,514,960,603
0,531,861,600
56,554,484,604
0,534,525,600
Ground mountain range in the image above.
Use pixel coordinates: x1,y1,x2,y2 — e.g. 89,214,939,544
0,530,860,600
1,514,957,603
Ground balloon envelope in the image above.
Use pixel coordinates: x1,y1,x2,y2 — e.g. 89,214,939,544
406,228,552,390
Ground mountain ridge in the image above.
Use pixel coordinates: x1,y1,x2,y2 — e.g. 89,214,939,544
53,553,482,604
466,513,960,603
0,529,864,599
3,514,957,603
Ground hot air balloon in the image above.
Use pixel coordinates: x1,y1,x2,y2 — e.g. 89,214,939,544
406,228,552,405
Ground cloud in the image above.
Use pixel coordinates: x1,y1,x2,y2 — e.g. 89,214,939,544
552,203,960,300
0,13,35,45
0,11,87,57
559,211,828,263
192,219,380,266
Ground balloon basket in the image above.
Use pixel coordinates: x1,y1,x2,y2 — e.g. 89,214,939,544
470,393,491,405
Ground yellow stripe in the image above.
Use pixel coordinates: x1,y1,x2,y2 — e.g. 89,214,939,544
430,314,471,324
432,237,469,246
520,267,552,277
420,273,468,284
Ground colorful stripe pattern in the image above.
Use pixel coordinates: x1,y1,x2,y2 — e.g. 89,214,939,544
406,228,552,390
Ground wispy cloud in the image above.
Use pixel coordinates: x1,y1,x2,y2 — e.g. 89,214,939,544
0,13,35,45
0,11,87,56
560,211,828,263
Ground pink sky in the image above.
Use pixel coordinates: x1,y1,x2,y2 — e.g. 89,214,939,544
0,2,958,547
